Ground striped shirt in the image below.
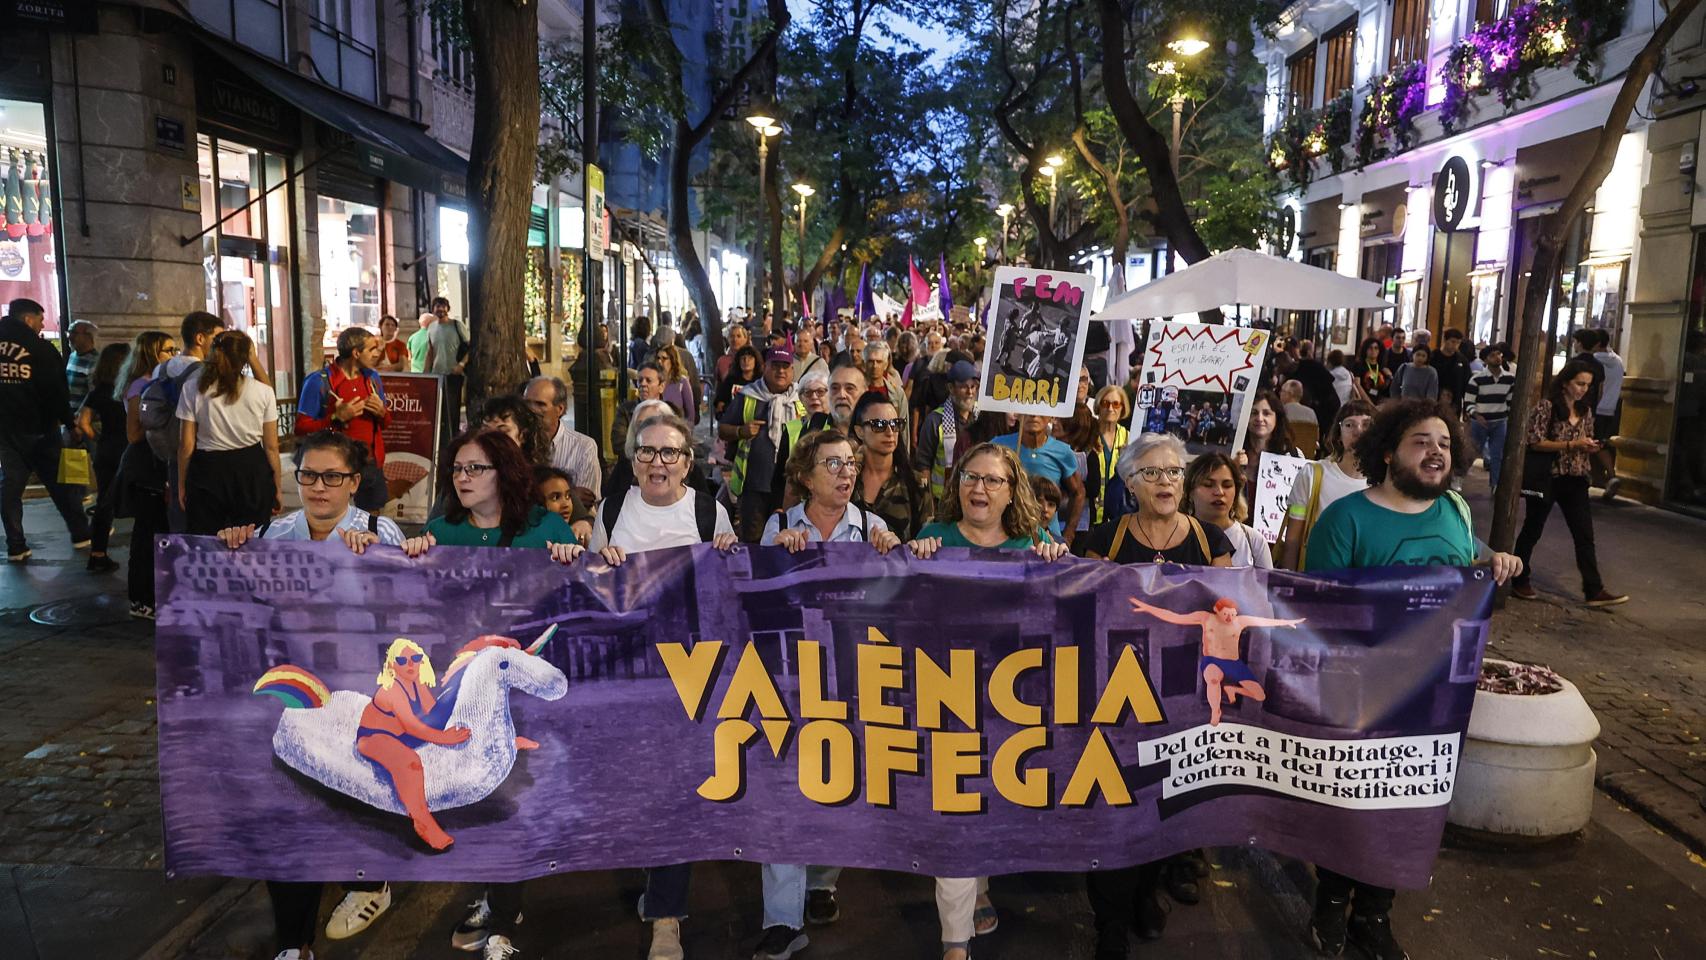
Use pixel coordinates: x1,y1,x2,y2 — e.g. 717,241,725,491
1464,367,1516,420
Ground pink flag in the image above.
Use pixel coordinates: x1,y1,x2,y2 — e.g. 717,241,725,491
898,294,914,329
909,255,931,309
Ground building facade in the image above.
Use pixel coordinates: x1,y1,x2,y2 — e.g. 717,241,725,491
1256,0,1655,370
1253,0,1706,509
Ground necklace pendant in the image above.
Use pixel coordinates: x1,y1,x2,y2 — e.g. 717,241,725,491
1153,552,1166,564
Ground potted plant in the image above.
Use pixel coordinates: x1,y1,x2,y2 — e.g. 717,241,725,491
1447,658,1600,839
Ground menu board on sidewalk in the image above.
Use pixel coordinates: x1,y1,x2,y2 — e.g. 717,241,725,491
377,373,441,524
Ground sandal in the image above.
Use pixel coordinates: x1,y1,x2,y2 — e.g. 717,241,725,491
973,898,999,936
943,942,970,960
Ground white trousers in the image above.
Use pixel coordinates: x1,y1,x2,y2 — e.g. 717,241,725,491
934,875,989,944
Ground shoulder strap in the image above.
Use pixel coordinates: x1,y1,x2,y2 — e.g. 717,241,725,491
367,509,380,534
693,488,716,542
601,492,624,540
497,528,517,548
1187,515,1212,561
1107,514,1133,560
1298,462,1326,569
1444,489,1474,541
859,504,870,541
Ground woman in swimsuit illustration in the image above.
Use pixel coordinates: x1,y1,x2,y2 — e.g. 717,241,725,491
355,638,470,851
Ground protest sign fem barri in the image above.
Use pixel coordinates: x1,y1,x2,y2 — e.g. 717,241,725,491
156,538,1492,889
978,266,1097,418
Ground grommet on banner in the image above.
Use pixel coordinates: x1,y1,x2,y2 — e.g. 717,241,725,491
733,847,744,857
1090,859,1100,869
355,869,366,879
160,538,170,548
910,860,920,870
1473,569,1487,580
549,860,558,871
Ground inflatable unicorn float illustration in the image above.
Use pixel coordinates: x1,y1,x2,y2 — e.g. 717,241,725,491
253,627,567,850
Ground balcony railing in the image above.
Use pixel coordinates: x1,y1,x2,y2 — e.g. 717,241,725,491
309,15,379,103
189,0,286,62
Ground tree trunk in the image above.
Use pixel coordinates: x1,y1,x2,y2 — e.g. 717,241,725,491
1073,126,1130,294
1093,0,1209,266
463,0,540,425
645,0,790,352
1490,0,1701,551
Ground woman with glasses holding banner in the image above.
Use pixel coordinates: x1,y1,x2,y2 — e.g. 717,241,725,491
214,431,406,960
586,412,738,960
753,428,902,959
851,391,931,541
1074,432,1232,959
400,428,583,959
906,442,1068,960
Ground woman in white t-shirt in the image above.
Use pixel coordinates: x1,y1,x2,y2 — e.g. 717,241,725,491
176,330,281,535
1184,452,1273,568
587,411,737,960
1279,399,1374,570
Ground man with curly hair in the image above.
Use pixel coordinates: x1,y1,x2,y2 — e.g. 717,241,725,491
1301,398,1520,960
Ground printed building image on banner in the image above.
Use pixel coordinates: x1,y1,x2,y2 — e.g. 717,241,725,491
376,373,441,523
1134,321,1270,457
979,266,1096,417
156,539,1492,889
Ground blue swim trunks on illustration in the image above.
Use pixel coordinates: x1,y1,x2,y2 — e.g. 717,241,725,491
1199,654,1258,686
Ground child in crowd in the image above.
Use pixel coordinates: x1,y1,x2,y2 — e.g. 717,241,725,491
534,465,592,544
1031,475,1064,541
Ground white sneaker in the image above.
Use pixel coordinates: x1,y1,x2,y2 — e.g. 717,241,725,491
451,895,493,951
325,883,391,940
649,918,685,960
274,950,312,960
483,934,519,959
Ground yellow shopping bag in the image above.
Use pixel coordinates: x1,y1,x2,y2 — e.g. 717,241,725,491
58,446,93,486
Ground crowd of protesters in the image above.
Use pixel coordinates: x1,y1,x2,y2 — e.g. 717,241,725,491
4,293,1652,960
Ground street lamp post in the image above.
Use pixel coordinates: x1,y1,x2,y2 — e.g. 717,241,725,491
972,235,987,287
746,113,781,314
792,182,814,313
1152,38,1206,272
1038,154,1063,265
995,202,1014,263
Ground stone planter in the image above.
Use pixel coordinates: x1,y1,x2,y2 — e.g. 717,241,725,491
1446,659,1600,838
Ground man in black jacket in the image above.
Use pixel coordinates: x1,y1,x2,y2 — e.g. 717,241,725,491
0,298,92,562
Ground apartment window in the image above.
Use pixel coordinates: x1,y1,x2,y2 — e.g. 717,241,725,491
188,0,286,61
1473,0,1506,25
431,13,475,92
1286,43,1318,113
1322,18,1357,98
309,0,378,101
1389,0,1429,65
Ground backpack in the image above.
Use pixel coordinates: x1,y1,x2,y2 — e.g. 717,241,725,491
138,360,202,462
601,488,718,544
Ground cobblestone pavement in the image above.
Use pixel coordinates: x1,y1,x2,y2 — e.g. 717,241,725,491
2,486,1706,959
1462,482,1706,853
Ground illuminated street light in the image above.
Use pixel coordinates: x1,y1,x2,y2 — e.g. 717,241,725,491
1168,37,1210,57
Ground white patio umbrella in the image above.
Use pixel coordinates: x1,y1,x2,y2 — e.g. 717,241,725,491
1092,247,1394,320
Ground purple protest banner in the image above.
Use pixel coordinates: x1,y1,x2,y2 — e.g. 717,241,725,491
155,537,1493,888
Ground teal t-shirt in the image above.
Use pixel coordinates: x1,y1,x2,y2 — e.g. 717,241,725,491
1303,490,1474,571
424,505,578,548
916,520,1052,551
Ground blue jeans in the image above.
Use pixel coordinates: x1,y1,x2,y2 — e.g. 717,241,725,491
1470,417,1507,490
0,431,91,554
760,865,843,929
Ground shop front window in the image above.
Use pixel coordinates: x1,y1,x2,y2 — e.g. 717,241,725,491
317,195,383,348
198,134,296,394
0,98,62,336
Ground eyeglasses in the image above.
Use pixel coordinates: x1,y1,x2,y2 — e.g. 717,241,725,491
161,346,181,355
1134,466,1186,483
635,445,689,464
449,462,496,478
960,471,1010,490
817,456,863,474
859,418,903,433
800,387,829,399
393,654,424,665
296,468,358,488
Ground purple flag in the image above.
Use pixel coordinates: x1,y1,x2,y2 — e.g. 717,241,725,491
855,264,875,321
157,536,1492,889
938,251,953,318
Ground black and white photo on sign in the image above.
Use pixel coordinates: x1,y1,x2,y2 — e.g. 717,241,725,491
1130,320,1270,459
978,266,1097,418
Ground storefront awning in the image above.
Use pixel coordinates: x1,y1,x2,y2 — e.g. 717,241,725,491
196,37,468,204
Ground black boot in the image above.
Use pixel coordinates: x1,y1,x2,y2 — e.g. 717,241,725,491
1310,895,1349,956
1345,911,1408,960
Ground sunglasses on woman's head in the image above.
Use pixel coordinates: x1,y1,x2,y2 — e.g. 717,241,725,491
394,654,424,665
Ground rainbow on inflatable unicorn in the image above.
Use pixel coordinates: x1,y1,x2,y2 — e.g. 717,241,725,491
254,626,567,851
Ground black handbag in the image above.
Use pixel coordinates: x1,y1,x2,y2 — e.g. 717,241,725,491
1520,447,1556,498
